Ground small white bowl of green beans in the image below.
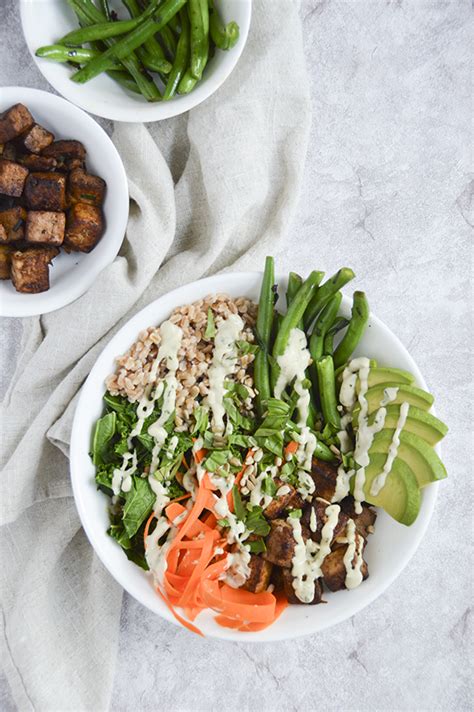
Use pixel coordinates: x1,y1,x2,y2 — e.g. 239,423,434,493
20,0,251,122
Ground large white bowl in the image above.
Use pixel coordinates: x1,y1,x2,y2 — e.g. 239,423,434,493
20,0,252,122
70,272,440,641
0,87,129,318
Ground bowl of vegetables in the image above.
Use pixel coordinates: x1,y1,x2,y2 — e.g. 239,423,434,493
20,0,251,122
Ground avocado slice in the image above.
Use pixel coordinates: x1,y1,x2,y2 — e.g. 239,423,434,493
366,367,415,388
351,453,421,525
363,404,448,445
352,383,434,415
369,429,447,487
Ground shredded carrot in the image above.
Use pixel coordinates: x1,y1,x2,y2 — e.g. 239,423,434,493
284,440,299,457
149,447,284,637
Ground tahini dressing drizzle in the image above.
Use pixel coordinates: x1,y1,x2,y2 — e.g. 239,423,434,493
206,313,244,434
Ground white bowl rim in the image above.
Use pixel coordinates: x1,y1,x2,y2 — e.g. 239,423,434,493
19,0,252,123
70,271,440,642
0,86,129,318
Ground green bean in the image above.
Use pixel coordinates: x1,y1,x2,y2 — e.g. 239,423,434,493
107,69,141,93
316,355,341,430
286,272,303,328
254,256,275,415
99,0,111,21
271,271,321,389
177,69,198,94
209,0,239,50
67,0,161,101
36,45,102,63
304,267,355,329
59,18,141,45
323,316,348,355
309,293,342,362
168,13,181,33
71,0,187,85
189,0,208,79
333,291,369,368
313,437,336,462
159,24,177,58
140,52,173,73
163,10,190,99
122,0,167,63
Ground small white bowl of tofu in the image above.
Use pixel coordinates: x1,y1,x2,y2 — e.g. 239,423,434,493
0,86,129,317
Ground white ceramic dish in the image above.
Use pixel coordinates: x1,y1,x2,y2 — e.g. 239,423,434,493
70,272,440,641
0,87,129,318
20,0,252,122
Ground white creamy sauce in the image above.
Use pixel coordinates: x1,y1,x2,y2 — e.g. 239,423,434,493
145,516,173,586
166,435,179,458
250,466,277,510
274,328,318,487
309,507,317,533
206,314,244,433
148,477,171,517
332,464,353,503
343,519,365,589
370,401,410,496
111,450,137,495
380,386,399,406
289,504,340,603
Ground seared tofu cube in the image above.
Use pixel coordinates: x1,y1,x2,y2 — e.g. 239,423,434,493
0,206,27,242
264,481,304,520
302,499,349,544
321,543,369,592
0,104,34,143
241,555,273,594
310,459,339,502
43,140,86,164
10,246,59,293
20,124,54,154
340,497,377,539
26,211,65,246
281,568,323,605
65,203,104,252
68,168,106,207
24,172,67,211
263,519,302,568
19,154,58,172
0,159,29,197
0,244,12,279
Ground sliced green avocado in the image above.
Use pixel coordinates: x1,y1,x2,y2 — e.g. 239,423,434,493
363,404,448,445
366,367,415,388
350,453,421,525
369,429,447,487
353,383,434,415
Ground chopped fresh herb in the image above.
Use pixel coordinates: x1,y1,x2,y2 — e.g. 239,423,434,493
80,193,97,201
122,478,155,538
248,538,266,554
245,506,271,536
217,518,229,528
262,476,277,497
204,308,216,339
236,340,259,355
91,412,116,466
232,485,246,522
288,508,303,519
191,405,209,435
203,448,232,472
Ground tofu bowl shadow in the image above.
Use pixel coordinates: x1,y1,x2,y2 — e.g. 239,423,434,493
0,87,129,318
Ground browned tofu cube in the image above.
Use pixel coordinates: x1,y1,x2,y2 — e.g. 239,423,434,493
43,140,86,164
20,124,55,154
340,497,377,539
10,246,59,293
264,481,304,520
68,168,106,207
0,159,29,197
0,244,12,279
24,172,67,211
26,211,65,246
263,519,302,568
310,459,339,502
19,154,58,172
0,206,27,242
302,499,349,544
281,568,323,605
65,203,104,252
0,104,34,143
321,543,369,592
241,555,273,594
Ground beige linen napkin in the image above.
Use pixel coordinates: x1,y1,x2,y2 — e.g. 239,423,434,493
0,2,311,709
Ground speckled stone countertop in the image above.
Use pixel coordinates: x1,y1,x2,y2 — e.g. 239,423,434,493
1,1,472,710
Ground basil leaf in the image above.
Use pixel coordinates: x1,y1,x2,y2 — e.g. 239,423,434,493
248,538,266,554
288,508,303,519
236,340,259,355
191,406,209,435
91,412,116,465
122,478,155,538
223,397,253,432
245,506,271,536
203,449,231,472
205,308,216,339
262,476,277,497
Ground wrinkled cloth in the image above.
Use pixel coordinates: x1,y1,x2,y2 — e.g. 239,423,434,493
0,2,311,709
